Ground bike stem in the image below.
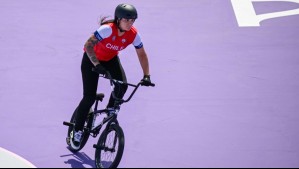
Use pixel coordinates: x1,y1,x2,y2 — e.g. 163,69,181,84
101,72,142,105
92,69,155,110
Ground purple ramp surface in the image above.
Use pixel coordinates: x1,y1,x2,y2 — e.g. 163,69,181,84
0,0,299,168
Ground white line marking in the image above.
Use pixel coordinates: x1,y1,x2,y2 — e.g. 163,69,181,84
0,147,36,168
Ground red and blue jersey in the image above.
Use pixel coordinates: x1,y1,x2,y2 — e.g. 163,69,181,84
90,23,143,61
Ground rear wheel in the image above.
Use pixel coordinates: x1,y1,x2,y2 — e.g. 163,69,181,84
94,124,125,168
66,108,93,152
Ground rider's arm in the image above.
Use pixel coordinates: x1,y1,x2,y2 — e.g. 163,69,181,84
84,35,100,66
136,47,150,76
84,25,112,66
133,33,150,76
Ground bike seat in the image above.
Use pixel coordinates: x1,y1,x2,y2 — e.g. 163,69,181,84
96,93,105,101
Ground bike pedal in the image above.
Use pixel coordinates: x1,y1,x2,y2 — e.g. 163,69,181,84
63,121,74,127
93,144,102,149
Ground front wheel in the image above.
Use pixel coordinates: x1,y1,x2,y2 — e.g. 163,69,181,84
94,124,125,168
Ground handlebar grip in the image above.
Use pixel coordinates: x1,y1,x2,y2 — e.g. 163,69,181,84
92,68,110,78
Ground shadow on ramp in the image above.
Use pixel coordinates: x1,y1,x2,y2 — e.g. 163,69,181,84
61,152,95,168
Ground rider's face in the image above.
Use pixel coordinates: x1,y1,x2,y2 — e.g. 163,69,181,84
119,18,135,31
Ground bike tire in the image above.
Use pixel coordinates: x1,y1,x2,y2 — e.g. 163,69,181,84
95,124,125,168
66,108,93,152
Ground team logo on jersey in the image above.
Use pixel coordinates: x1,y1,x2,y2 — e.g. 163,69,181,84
122,39,126,44
112,36,116,41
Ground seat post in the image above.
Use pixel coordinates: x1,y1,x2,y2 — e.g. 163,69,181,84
94,100,99,112
94,93,105,112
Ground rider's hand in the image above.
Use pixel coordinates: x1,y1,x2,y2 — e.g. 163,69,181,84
94,64,107,75
141,75,152,86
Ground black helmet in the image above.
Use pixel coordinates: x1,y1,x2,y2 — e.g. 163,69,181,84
115,4,138,20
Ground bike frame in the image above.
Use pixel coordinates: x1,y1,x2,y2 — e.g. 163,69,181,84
87,71,154,137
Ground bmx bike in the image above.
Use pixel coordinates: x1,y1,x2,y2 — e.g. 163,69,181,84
63,71,155,168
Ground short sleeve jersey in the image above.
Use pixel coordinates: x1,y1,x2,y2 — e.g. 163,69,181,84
90,23,143,61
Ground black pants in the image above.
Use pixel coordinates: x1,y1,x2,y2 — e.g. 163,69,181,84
74,52,128,131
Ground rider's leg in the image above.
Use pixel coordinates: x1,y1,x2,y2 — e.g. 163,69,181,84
74,52,99,132
101,56,128,109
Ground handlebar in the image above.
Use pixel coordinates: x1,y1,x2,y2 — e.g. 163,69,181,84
92,68,155,103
